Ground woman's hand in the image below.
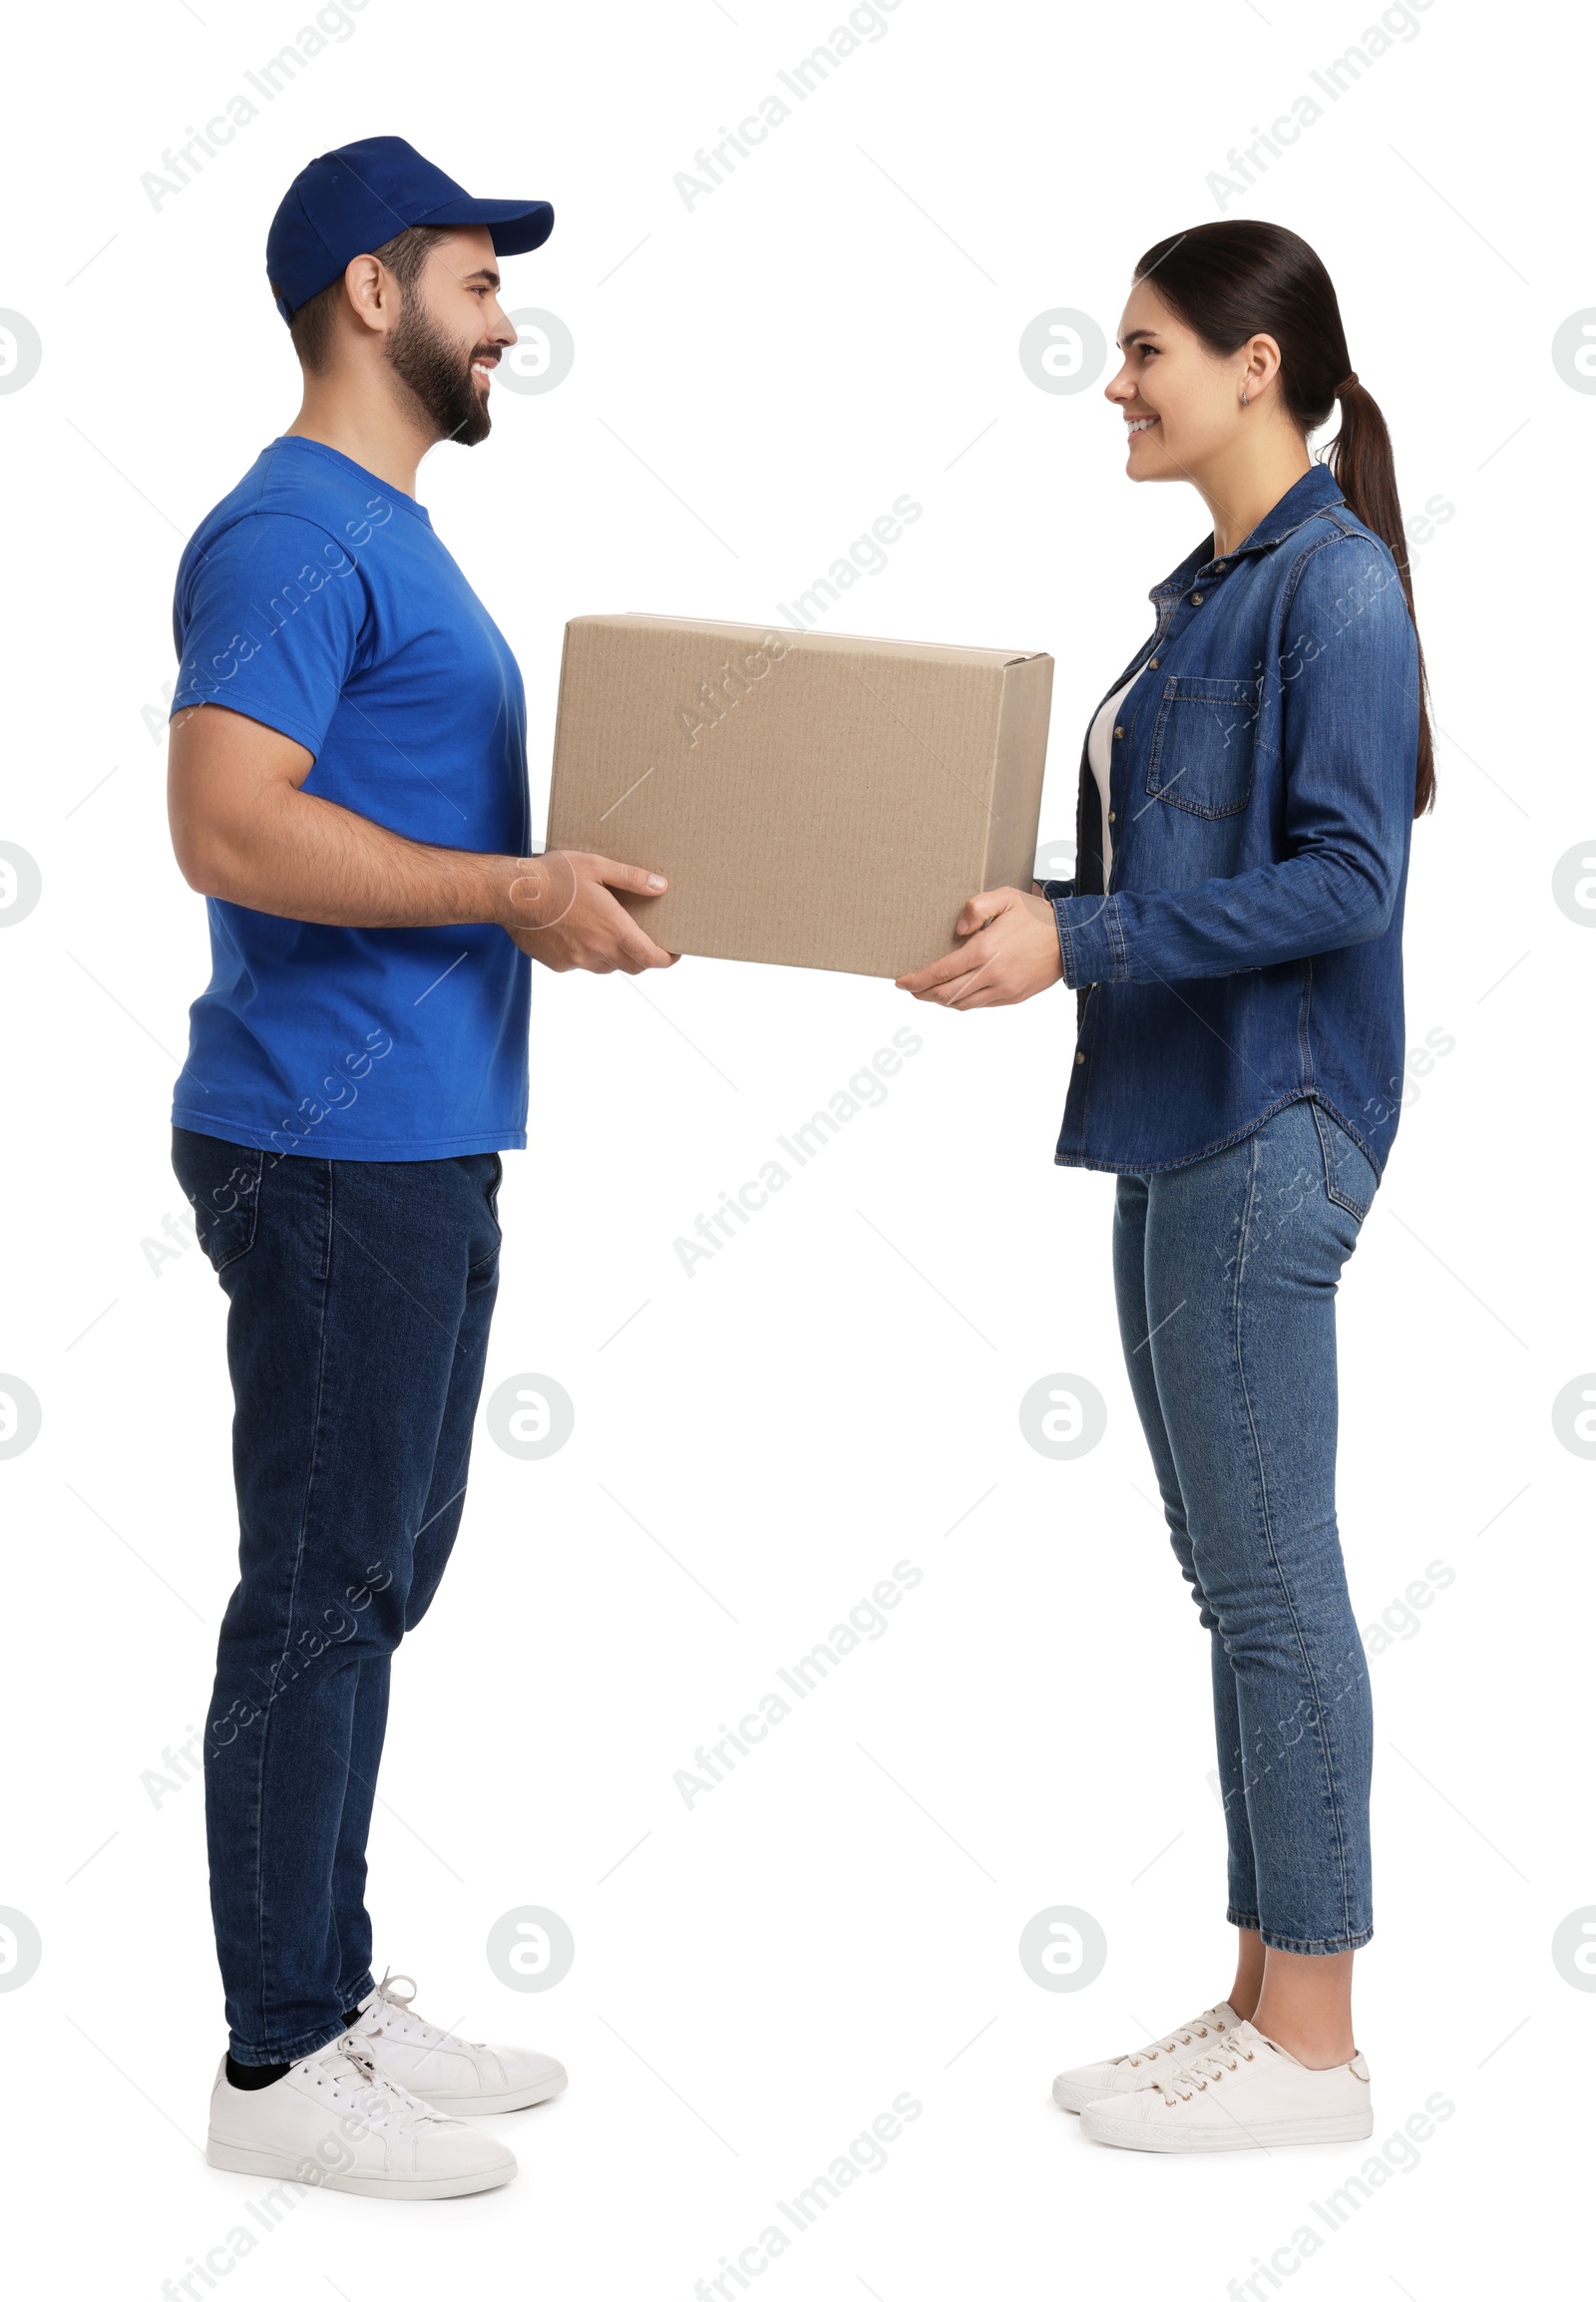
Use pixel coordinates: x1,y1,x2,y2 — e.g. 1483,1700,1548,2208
896,885,1063,1008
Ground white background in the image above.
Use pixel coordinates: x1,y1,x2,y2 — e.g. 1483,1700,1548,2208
1,0,1590,2294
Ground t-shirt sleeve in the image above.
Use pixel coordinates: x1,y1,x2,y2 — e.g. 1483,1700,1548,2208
171,512,371,758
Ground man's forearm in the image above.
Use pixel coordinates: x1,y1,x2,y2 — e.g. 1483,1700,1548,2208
168,702,670,969
184,779,532,931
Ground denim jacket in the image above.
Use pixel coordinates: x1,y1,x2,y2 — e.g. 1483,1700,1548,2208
1043,464,1419,1176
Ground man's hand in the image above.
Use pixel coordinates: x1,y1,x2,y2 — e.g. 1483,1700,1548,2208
505,850,676,974
896,885,1062,1008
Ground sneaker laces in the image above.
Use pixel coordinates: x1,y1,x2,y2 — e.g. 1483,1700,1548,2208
304,2028,452,2132
360,1968,485,2051
1121,2009,1231,2071
1154,2036,1257,2105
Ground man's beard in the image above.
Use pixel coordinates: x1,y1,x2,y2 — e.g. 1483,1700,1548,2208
385,295,494,447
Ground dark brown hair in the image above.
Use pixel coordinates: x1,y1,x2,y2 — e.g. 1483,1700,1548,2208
273,224,452,376
1134,220,1434,817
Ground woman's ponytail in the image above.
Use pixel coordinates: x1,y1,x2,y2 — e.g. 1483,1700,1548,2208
1326,374,1434,815
1134,224,1435,818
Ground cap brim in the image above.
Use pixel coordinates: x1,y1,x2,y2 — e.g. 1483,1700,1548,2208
415,195,554,257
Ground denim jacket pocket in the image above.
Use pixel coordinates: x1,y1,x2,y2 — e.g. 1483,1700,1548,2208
1311,1104,1379,1220
1145,674,1261,819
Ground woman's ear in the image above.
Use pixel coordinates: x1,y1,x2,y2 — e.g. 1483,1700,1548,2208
1240,332,1284,405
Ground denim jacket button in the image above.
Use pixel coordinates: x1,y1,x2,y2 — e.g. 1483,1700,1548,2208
1113,725,1124,739
1108,811,1116,823
1074,1051,1086,1065
1148,657,1159,668
1190,590,1203,603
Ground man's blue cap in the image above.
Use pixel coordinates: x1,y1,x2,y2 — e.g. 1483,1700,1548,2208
266,135,554,323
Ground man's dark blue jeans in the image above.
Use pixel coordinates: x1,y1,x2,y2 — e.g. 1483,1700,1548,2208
173,1128,503,2067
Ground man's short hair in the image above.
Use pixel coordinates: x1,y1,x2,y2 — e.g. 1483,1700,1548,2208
272,223,451,373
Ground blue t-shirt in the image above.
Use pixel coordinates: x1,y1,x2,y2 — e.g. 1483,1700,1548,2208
169,436,530,1160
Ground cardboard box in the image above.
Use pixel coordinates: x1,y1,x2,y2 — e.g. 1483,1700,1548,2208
545,614,1054,978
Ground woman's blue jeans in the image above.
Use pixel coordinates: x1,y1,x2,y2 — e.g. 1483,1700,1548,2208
1112,1098,1378,1955
173,1129,502,2064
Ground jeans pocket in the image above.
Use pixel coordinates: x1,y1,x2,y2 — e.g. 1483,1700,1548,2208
172,1129,263,1273
463,1151,504,1271
1311,1105,1379,1220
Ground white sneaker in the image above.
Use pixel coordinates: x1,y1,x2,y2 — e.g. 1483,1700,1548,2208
206,2028,517,2198
352,1972,568,2115
1052,2002,1241,2112
1079,2020,1374,2152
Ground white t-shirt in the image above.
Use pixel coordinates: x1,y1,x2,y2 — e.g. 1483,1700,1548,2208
1086,670,1143,883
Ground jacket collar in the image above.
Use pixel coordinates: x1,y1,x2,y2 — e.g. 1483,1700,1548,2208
1150,462,1347,603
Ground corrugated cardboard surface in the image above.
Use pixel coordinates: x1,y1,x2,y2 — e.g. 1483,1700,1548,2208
545,614,1054,978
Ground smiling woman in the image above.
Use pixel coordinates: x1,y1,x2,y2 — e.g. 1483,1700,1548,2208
901,219,1432,2158
1118,224,1433,813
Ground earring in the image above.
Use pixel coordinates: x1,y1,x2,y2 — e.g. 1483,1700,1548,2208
1240,385,1250,407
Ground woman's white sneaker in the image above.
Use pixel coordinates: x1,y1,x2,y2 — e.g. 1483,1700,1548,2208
205,2028,517,2199
1079,2020,1374,2152
351,1971,567,2115
1052,2002,1241,2113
